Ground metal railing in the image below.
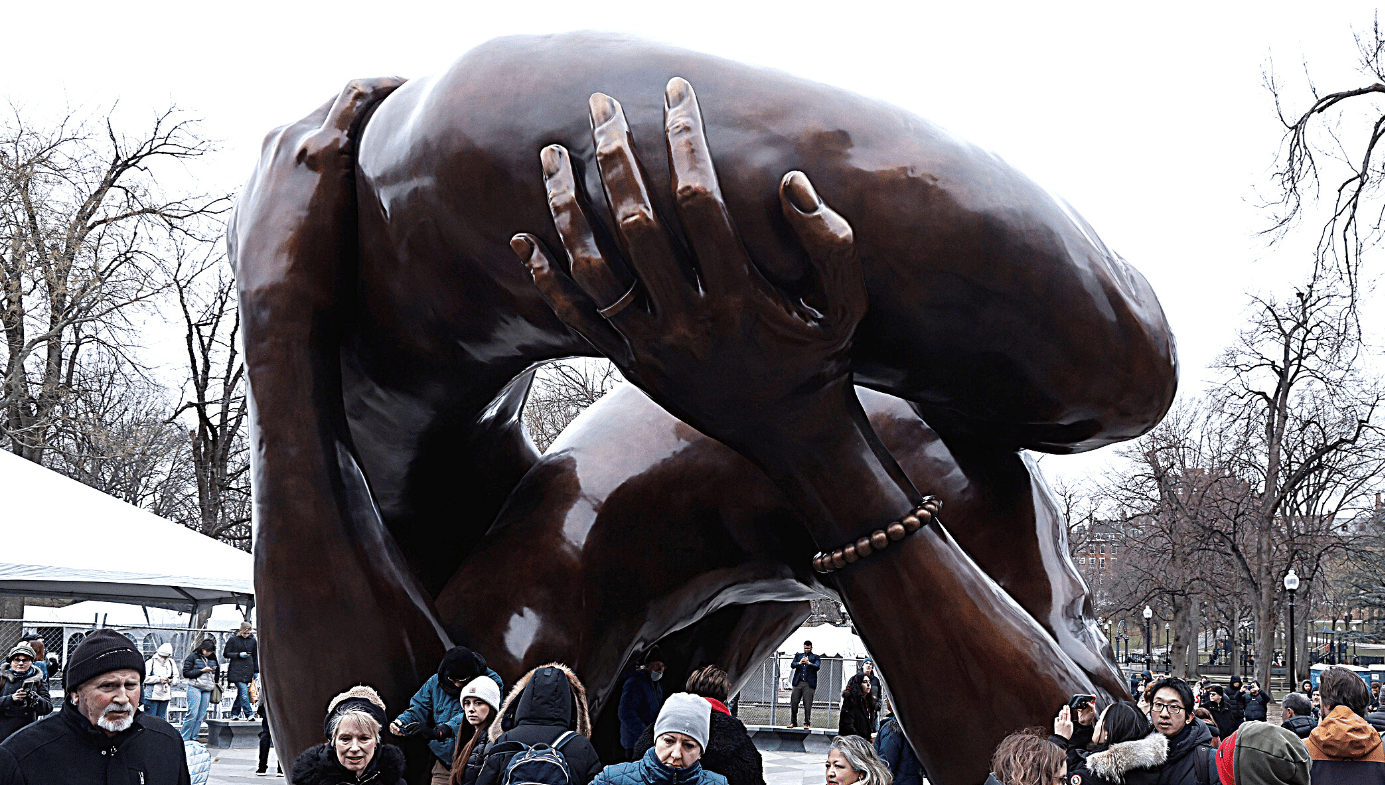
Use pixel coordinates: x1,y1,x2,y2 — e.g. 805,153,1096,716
0,619,250,728
732,654,871,729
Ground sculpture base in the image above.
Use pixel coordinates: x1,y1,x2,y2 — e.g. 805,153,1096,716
745,725,835,754
204,719,262,749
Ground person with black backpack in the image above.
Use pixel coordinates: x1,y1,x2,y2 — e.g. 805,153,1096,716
473,664,602,785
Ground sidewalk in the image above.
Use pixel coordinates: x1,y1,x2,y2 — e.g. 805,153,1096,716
208,746,283,784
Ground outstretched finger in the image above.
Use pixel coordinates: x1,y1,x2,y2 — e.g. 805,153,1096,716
663,77,750,298
590,92,691,314
540,144,632,309
511,233,628,361
779,171,867,334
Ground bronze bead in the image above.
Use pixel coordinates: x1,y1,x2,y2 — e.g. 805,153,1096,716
856,537,873,558
887,522,907,540
843,544,859,563
902,514,922,533
871,530,889,549
932,497,943,510
831,551,847,569
812,556,825,573
916,508,932,523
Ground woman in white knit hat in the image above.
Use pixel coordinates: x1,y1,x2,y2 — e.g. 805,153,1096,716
590,693,730,785
450,676,503,785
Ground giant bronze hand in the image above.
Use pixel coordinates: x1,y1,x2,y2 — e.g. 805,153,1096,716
515,78,1106,785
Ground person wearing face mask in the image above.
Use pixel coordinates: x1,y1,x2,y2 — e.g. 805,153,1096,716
290,685,406,785
449,676,502,785
390,646,503,785
619,647,666,760
592,694,731,785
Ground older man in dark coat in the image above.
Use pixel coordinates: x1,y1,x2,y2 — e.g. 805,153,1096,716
0,629,190,785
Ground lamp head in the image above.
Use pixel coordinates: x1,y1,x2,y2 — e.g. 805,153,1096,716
1143,606,1153,620
1284,569,1300,592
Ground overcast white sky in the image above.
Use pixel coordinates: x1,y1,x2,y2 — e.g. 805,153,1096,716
5,0,1382,485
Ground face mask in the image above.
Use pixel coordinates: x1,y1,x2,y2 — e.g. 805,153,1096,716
649,671,663,682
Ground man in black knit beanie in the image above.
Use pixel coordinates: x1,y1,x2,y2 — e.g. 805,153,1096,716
0,628,191,784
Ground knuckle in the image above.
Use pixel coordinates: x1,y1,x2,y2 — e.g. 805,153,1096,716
674,180,716,208
617,207,658,234
665,114,698,137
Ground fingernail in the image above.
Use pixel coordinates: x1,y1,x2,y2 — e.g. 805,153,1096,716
784,171,821,213
589,93,616,126
510,235,535,263
665,77,691,109
541,145,564,177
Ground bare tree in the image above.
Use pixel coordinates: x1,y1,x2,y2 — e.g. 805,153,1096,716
522,358,622,452
171,257,250,547
1264,13,1385,297
1210,273,1383,687
0,104,227,467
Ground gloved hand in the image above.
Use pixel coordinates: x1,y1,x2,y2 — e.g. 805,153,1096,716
239,652,250,658
434,724,454,741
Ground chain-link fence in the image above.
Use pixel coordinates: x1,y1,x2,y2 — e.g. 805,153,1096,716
733,654,871,729
0,619,251,728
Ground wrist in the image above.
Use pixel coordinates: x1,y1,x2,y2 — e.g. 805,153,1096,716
730,385,919,547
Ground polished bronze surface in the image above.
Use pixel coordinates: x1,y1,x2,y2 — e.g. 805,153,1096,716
232,33,1174,785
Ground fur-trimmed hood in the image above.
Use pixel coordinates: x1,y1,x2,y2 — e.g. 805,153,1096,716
1084,732,1169,783
489,663,591,742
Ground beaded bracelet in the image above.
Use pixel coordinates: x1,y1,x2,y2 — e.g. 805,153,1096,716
811,496,942,574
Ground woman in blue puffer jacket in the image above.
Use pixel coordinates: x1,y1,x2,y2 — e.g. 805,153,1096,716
594,694,729,785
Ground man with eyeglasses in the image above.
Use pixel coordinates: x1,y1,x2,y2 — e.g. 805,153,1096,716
1146,677,1217,784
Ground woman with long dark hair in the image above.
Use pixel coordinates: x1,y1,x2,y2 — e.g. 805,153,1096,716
450,677,501,785
838,675,875,741
1058,702,1167,785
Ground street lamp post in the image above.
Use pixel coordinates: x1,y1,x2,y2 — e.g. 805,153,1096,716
1144,605,1153,669
1285,569,1299,690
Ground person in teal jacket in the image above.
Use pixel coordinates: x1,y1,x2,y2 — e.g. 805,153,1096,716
594,694,729,785
389,646,502,781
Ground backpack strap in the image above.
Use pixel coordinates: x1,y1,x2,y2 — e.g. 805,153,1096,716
551,731,577,752
1194,744,1214,785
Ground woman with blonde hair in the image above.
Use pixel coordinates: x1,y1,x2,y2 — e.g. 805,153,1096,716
987,730,1065,785
291,685,407,785
824,735,892,785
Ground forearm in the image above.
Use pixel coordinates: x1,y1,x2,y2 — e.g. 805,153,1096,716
733,384,918,548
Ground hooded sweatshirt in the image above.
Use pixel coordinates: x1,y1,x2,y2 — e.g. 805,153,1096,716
1216,722,1310,785
1304,704,1385,785
145,644,177,702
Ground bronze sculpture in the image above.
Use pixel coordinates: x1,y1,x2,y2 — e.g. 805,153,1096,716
231,33,1176,785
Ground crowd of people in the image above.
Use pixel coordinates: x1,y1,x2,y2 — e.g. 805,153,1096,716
984,666,1385,785
16,626,1385,785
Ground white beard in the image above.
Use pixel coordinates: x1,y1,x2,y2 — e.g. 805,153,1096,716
97,708,135,733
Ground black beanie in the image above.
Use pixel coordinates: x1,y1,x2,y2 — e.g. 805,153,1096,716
65,629,145,690
438,646,486,685
641,646,664,666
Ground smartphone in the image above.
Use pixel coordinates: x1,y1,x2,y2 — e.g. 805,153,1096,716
1068,694,1096,712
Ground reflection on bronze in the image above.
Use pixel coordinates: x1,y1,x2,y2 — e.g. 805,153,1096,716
231,33,1175,785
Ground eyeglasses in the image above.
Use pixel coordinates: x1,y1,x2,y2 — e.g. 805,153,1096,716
1151,702,1185,716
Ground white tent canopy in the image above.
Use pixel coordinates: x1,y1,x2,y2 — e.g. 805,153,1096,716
0,449,253,614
